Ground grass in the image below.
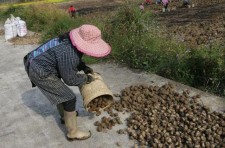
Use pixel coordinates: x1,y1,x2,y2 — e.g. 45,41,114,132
0,2,224,97
0,0,70,8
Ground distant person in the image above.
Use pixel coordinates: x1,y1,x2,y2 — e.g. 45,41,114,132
156,0,162,5
68,5,76,18
145,0,151,5
182,0,191,8
139,3,145,11
162,0,169,12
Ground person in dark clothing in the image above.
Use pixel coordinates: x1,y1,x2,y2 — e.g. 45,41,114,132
182,0,191,8
23,24,111,141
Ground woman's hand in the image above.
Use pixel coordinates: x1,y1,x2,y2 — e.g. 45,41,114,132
86,74,94,84
83,66,93,74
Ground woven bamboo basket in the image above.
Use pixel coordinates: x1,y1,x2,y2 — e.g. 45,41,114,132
79,72,114,112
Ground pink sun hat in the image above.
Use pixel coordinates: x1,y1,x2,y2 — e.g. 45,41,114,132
69,24,111,57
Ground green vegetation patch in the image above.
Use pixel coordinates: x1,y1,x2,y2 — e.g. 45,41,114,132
0,2,224,97
0,0,70,7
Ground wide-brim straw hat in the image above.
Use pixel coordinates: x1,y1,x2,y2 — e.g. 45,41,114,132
69,24,111,57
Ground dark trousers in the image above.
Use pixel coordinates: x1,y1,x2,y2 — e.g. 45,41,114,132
164,3,168,9
63,98,76,112
70,11,76,18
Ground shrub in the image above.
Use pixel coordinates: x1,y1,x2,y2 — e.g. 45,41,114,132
186,46,225,95
105,3,225,96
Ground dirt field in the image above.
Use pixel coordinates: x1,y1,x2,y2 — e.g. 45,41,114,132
157,1,225,47
56,0,225,48
2,0,224,47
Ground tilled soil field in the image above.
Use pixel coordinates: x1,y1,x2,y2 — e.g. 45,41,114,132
157,1,225,48
57,0,225,48
2,0,224,47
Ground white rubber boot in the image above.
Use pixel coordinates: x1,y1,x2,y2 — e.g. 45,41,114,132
64,111,91,140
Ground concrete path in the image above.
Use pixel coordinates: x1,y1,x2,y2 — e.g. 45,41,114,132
0,27,224,148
